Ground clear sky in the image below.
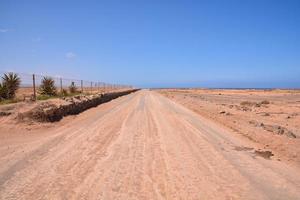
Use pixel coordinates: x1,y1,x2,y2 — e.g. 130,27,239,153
0,0,299,88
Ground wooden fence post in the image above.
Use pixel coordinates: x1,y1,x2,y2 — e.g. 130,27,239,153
32,74,36,101
81,80,83,94
60,78,63,93
90,82,93,94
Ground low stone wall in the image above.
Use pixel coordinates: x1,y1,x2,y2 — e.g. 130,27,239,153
18,90,139,122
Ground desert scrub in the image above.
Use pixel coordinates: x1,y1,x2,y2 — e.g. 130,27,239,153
60,89,68,96
36,95,56,101
38,92,81,101
240,100,270,108
0,98,20,105
39,77,57,96
69,82,78,94
58,89,81,98
261,100,270,104
240,101,256,106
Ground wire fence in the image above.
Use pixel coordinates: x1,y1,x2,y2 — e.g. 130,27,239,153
0,70,133,101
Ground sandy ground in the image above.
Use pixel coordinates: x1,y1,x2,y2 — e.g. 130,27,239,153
158,89,300,167
0,90,300,199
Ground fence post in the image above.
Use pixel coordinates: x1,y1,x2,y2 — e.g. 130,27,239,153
32,74,36,101
90,82,93,94
60,78,63,93
81,80,83,94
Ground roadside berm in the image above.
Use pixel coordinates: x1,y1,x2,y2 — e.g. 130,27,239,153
0,90,138,123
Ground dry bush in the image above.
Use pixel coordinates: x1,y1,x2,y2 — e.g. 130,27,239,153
240,101,256,106
69,82,78,94
241,100,270,107
61,89,68,96
261,100,270,104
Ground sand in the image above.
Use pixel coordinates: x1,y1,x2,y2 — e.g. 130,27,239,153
0,90,300,199
158,88,300,166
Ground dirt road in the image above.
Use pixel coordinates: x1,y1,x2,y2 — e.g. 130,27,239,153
1,90,300,199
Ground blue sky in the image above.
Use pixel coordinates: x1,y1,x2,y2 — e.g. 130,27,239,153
0,0,299,88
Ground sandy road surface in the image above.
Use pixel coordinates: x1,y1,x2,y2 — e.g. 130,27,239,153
0,90,300,199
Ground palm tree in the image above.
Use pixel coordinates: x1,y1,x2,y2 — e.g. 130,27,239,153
0,82,7,99
1,72,21,99
39,77,57,96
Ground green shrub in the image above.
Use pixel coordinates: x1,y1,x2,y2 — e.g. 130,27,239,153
39,77,56,96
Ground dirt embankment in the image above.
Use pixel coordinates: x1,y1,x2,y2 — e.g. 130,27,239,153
0,89,138,123
157,89,300,166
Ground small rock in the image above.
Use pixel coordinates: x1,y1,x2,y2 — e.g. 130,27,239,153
0,111,11,116
287,131,297,139
254,150,274,159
